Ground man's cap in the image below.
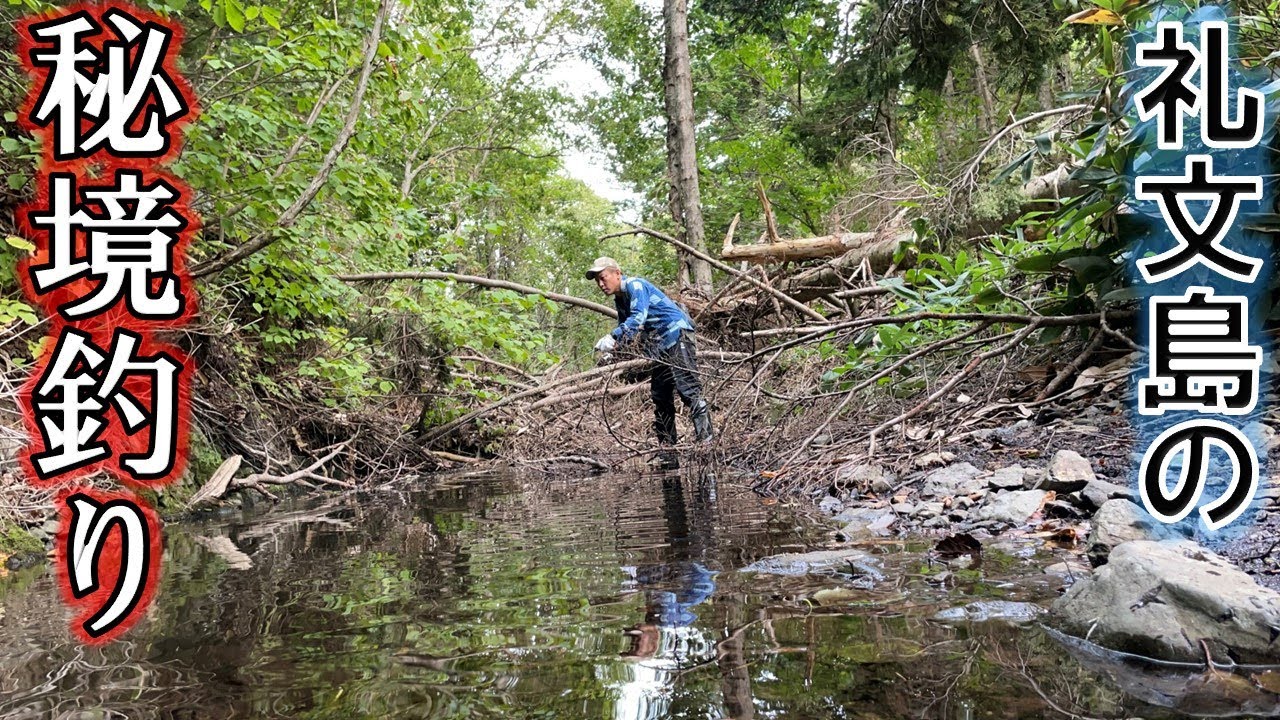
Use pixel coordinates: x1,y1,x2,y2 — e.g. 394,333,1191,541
585,256,621,279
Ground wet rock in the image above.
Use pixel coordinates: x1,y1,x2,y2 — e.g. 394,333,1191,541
1052,625,1280,717
933,600,1045,624
834,508,895,539
817,496,844,515
4,551,45,571
1037,450,1095,493
1044,560,1091,579
921,462,984,497
1080,478,1136,511
987,466,1027,490
1087,499,1184,567
741,549,882,582
1051,540,1280,663
974,490,1048,526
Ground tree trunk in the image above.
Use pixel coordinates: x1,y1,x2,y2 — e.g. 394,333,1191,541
663,0,713,295
969,44,996,137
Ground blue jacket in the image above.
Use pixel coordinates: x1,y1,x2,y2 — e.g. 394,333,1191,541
611,276,695,352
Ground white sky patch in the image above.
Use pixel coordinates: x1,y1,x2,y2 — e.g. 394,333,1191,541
470,1,644,222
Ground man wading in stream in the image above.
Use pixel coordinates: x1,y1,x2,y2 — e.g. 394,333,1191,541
587,257,713,464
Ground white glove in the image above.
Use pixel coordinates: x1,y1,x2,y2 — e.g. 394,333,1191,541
594,335,616,354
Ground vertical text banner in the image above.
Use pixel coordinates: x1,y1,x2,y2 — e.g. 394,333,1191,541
14,1,198,643
1128,5,1278,535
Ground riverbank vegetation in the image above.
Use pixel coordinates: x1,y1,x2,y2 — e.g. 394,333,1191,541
1,0,1278,523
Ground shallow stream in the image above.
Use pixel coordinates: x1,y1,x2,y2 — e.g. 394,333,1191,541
0,469,1275,718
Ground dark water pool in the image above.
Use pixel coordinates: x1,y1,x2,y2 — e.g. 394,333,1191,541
0,469,1275,719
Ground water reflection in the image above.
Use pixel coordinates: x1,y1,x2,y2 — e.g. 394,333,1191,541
613,474,731,720
0,468,1263,719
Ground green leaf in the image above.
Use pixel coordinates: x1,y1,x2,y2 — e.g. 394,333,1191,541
223,0,246,32
1033,132,1052,156
1099,286,1151,305
972,286,1006,306
1059,256,1114,284
261,6,281,29
5,235,35,251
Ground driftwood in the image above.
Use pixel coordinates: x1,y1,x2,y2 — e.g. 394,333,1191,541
338,271,617,318
187,455,243,508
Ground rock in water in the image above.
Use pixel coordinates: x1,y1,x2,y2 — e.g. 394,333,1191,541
921,462,984,497
1086,499,1184,566
974,489,1048,526
1051,540,1280,664
834,507,895,539
933,600,1045,624
817,496,844,515
740,549,883,583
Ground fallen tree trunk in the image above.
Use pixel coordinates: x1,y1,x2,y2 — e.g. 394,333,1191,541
720,230,905,265
338,271,617,318
769,164,1083,301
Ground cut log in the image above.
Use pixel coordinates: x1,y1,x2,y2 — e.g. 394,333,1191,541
762,164,1085,302
777,231,913,302
721,230,906,265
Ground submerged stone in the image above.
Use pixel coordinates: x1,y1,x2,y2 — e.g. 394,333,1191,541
740,548,882,582
933,600,1045,624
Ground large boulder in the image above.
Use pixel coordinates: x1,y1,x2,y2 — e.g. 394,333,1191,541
921,462,984,497
1086,499,1182,566
1051,540,1280,663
